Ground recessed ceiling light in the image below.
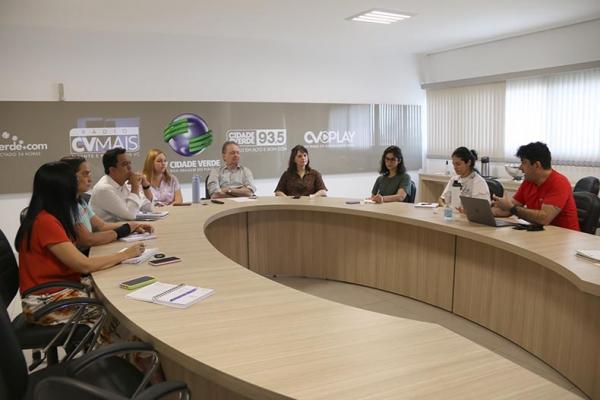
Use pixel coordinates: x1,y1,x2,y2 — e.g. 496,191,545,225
347,9,414,25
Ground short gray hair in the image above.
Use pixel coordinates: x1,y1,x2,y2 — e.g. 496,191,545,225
222,141,239,154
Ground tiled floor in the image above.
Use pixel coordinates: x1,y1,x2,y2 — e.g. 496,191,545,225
270,275,587,399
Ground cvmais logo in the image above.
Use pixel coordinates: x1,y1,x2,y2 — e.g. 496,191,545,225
304,130,356,145
70,117,140,155
163,113,213,157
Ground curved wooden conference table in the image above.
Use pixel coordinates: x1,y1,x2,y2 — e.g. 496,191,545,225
91,197,600,399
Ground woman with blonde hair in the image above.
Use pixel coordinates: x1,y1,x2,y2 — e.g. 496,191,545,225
142,148,183,205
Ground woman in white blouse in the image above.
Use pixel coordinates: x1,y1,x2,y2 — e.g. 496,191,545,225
439,147,490,207
142,149,183,206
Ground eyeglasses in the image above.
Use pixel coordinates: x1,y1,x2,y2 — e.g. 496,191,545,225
384,157,398,162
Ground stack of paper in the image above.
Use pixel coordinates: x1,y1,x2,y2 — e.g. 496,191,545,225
120,247,159,264
119,232,157,242
414,202,438,209
575,250,600,263
135,211,169,221
126,282,214,309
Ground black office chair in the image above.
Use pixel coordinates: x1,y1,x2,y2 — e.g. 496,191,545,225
0,228,101,370
574,192,600,235
485,178,504,200
0,302,189,400
574,176,600,196
404,181,416,203
204,175,210,199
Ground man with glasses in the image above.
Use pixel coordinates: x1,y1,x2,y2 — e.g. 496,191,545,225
207,141,256,199
492,141,580,231
90,147,153,222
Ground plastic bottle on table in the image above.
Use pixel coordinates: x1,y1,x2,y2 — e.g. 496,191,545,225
444,191,453,221
192,175,201,203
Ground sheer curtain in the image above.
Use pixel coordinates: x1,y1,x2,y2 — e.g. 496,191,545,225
426,83,505,158
505,68,600,165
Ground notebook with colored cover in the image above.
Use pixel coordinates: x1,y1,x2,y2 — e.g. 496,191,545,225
126,282,214,309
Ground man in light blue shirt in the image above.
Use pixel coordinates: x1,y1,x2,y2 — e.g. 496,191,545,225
207,141,256,199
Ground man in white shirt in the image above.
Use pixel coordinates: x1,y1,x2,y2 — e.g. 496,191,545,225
90,148,153,222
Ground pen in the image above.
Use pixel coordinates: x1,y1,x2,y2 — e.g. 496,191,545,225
170,288,197,302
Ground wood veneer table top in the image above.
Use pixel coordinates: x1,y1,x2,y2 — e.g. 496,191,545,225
91,197,593,399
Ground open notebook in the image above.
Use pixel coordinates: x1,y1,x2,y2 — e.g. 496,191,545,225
126,282,214,309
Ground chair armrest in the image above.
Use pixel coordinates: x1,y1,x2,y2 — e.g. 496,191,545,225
34,376,128,400
32,298,103,322
66,341,154,375
135,380,190,400
22,281,86,297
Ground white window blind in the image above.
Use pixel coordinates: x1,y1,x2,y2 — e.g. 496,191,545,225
426,82,505,158
505,68,600,165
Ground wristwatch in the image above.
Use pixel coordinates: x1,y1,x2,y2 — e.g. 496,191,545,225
510,206,519,216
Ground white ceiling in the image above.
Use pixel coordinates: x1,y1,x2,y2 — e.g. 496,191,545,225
1,0,600,54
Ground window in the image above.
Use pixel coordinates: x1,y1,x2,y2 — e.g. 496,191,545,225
426,83,505,159
426,68,600,166
505,68,600,165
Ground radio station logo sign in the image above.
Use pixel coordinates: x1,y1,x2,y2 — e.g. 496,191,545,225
70,117,141,157
0,131,48,158
164,113,213,157
304,130,356,148
226,129,287,153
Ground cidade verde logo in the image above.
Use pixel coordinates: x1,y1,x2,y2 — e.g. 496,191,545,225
163,113,213,157
0,131,48,157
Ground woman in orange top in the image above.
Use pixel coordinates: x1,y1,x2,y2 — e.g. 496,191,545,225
15,162,144,325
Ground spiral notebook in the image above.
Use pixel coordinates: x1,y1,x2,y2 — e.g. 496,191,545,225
126,282,214,309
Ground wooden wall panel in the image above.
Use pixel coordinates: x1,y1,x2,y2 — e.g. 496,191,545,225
454,237,600,398
204,213,249,267
247,210,454,310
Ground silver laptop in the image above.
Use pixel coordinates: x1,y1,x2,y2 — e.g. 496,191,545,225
460,196,517,227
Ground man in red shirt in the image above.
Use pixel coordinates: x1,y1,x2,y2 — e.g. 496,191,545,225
492,142,580,231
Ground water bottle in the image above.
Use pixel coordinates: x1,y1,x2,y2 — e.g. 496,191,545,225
450,180,462,210
192,175,201,203
444,192,453,221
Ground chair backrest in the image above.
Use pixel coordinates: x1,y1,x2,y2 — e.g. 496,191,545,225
574,191,600,234
485,178,504,200
0,301,29,400
0,228,19,308
404,181,416,204
574,176,600,196
20,207,28,224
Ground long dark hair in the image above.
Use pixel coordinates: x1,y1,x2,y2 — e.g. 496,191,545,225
15,162,79,251
379,146,406,176
60,155,87,204
287,145,311,174
452,147,479,173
